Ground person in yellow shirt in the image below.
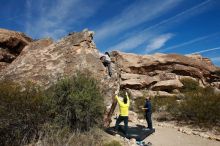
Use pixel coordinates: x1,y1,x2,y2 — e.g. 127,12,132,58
114,91,130,135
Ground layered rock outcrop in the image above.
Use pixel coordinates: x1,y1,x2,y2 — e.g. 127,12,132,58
111,51,220,96
0,29,32,70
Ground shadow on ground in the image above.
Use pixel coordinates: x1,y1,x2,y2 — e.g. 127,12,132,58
105,124,155,141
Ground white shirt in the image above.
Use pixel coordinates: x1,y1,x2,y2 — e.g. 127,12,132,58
104,54,111,62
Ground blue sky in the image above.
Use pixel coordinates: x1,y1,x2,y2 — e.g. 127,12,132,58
1,0,220,66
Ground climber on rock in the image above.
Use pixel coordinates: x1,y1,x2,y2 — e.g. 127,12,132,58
100,52,112,77
114,90,130,136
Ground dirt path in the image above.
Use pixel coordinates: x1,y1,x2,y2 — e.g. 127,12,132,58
145,124,220,146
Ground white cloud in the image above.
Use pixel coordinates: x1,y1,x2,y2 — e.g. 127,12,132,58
187,47,220,55
108,32,156,51
25,0,103,39
161,33,219,52
107,0,212,52
95,0,183,42
212,57,220,62
142,0,212,32
145,33,174,52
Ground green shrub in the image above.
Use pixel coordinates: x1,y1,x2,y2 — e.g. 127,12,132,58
0,71,105,145
0,81,49,146
177,87,220,125
134,96,145,119
152,95,177,112
134,94,178,119
134,79,220,128
39,127,104,146
180,78,200,93
103,140,122,146
48,71,105,131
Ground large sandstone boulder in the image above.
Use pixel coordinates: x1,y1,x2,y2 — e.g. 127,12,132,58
0,31,104,86
0,29,32,71
151,79,183,91
147,90,176,97
128,89,144,99
121,73,158,89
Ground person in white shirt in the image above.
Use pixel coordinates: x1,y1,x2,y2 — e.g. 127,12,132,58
100,52,112,77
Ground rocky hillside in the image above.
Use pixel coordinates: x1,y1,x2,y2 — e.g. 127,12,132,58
111,51,220,97
0,28,220,126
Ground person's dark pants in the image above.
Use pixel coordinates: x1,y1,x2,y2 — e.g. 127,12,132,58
115,116,128,135
103,60,112,77
145,112,153,129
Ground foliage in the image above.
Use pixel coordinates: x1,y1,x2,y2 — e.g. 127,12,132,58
134,93,178,119
178,79,220,125
0,71,105,145
134,96,146,119
180,78,200,93
0,81,49,146
39,127,104,146
135,79,220,127
103,140,122,146
48,71,105,131
152,95,178,114
177,87,220,125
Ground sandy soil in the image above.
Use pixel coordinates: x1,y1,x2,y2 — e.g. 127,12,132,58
109,114,219,146
145,124,220,146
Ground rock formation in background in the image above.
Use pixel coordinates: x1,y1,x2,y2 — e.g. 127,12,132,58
111,51,220,97
0,29,32,71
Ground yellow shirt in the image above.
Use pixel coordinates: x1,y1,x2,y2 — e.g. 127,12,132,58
115,94,130,116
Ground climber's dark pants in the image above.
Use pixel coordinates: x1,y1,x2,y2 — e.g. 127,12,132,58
103,60,112,77
145,112,153,129
115,116,128,135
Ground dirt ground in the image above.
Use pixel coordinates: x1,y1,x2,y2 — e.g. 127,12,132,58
145,124,220,146
109,114,220,146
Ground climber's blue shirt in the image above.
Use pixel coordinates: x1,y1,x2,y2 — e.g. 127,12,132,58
144,100,152,113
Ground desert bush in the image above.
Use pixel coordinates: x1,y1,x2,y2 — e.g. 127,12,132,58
152,95,178,113
0,81,49,146
48,71,105,131
134,79,220,127
103,140,122,146
134,96,146,119
38,127,104,146
0,71,105,145
134,94,178,118
180,78,200,93
177,87,220,125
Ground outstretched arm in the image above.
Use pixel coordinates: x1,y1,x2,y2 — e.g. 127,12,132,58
115,95,123,105
125,92,130,104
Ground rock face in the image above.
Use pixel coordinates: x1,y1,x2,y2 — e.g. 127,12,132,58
1,31,101,85
0,29,121,127
187,54,214,66
111,51,220,96
0,29,32,71
151,79,183,91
